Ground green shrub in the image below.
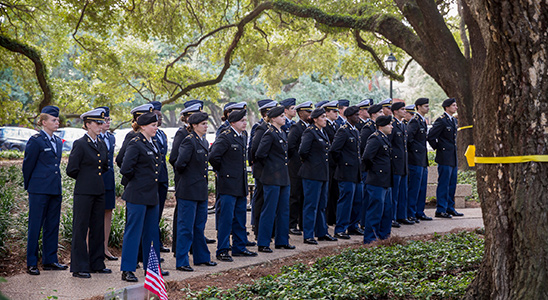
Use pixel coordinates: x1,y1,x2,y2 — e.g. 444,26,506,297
0,150,25,159
109,206,126,248
458,170,479,202
428,151,437,166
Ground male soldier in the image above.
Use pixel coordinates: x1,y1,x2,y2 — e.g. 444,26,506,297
321,100,340,225
210,109,258,262
427,98,463,218
389,102,413,226
280,98,296,135
249,99,278,236
355,99,371,132
407,98,432,222
335,99,350,126
379,98,393,117
362,115,394,244
329,106,362,239
403,104,415,125
287,101,314,235
216,102,247,137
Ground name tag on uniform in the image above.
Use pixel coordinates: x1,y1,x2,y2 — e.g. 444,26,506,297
420,128,425,133
318,138,324,142
349,137,355,142
396,132,402,136
446,126,452,131
231,144,239,148
197,149,205,153
44,148,52,151
383,145,388,150
147,151,153,155
279,139,283,143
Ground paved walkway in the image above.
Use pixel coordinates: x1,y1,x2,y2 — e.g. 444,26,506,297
0,208,483,300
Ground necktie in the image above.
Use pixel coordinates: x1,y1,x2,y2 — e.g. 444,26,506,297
50,138,57,153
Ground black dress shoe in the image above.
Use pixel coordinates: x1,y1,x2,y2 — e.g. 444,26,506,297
160,246,171,253
275,244,296,250
246,241,257,247
418,215,433,221
317,234,338,241
91,268,112,273
397,218,415,225
176,265,194,272
195,261,218,266
72,272,91,278
334,232,350,239
258,246,273,253
43,262,68,270
303,238,318,245
122,271,138,282
347,228,364,235
435,212,452,218
206,237,216,244
216,252,234,262
232,249,258,257
289,228,302,235
160,257,165,263
27,266,40,275
161,270,170,276
447,210,464,217
104,254,118,261
391,220,401,228
408,217,420,224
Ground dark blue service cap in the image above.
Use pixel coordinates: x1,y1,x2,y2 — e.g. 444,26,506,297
150,101,162,111
41,105,59,117
136,112,158,126
315,100,328,108
95,106,110,117
223,102,236,111
184,100,204,108
257,99,273,108
338,99,350,107
280,98,296,108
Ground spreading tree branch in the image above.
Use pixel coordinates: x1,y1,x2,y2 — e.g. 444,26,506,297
0,34,53,112
72,0,90,51
354,30,404,81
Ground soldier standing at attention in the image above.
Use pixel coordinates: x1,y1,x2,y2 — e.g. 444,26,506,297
355,99,371,132
335,99,350,126
115,103,154,171
210,109,258,262
363,115,394,244
216,102,247,137
23,106,67,275
379,98,393,117
288,101,314,236
280,98,297,135
321,100,340,226
299,108,338,244
96,106,118,261
427,98,463,218
329,106,362,240
403,104,415,125
255,106,295,253
66,108,110,278
407,98,432,222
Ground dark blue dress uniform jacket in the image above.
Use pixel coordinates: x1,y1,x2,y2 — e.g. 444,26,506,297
363,131,392,188
329,123,362,183
99,132,116,191
23,131,63,195
116,130,139,186
324,120,339,168
249,121,269,179
153,129,169,183
175,131,209,201
287,120,308,177
209,128,248,197
119,133,160,205
427,113,458,167
169,126,190,183
407,114,429,167
388,118,408,176
298,125,330,182
66,136,108,195
359,119,376,171
255,126,290,186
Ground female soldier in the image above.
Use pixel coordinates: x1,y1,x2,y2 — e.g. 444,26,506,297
175,111,217,271
298,108,338,244
66,108,109,278
255,106,295,253
23,105,67,275
119,112,168,282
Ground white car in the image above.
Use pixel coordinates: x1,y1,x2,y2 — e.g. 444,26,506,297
54,128,86,151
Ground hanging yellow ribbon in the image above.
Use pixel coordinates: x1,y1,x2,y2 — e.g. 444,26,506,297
457,125,473,131
464,145,548,167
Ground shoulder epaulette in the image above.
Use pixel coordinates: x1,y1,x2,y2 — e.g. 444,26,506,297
130,136,140,142
364,120,373,126
341,123,349,129
32,133,41,138
372,131,379,137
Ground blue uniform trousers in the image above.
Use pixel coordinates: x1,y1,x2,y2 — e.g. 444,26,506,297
176,199,211,267
258,185,290,247
436,165,458,213
363,185,392,244
408,165,428,218
302,179,328,239
395,175,408,220
391,175,402,220
121,202,160,272
349,181,364,231
335,181,358,234
360,172,369,228
158,182,168,246
27,193,62,266
216,194,248,256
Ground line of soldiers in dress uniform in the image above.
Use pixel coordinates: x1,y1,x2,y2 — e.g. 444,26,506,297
22,95,462,280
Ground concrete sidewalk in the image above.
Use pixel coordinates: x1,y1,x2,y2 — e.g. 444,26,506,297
0,208,483,300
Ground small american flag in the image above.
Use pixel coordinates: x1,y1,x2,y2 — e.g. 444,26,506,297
144,244,168,300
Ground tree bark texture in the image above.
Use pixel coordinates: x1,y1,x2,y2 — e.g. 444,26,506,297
464,0,548,299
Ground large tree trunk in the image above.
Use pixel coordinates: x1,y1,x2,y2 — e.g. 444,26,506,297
465,0,548,298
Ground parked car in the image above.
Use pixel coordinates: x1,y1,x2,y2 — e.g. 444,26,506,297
54,128,86,152
0,126,39,151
